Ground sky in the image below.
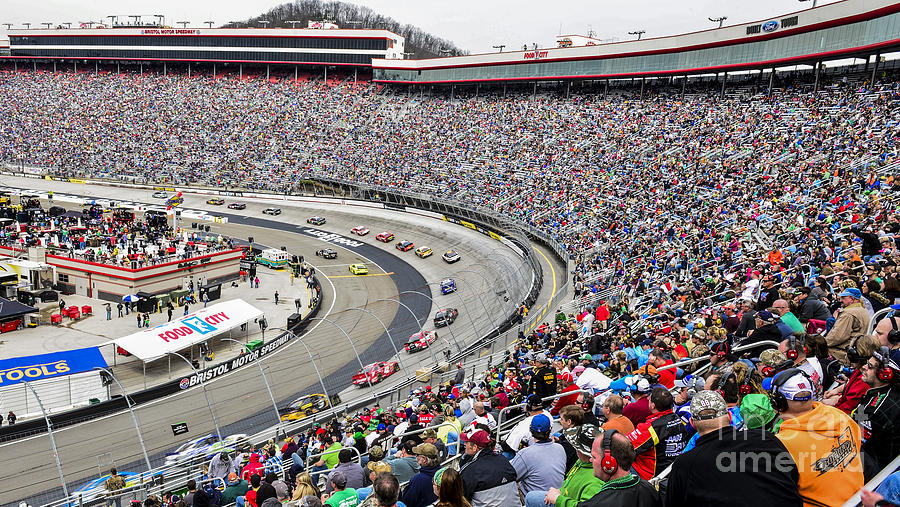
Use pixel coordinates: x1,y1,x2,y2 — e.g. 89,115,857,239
2,0,840,53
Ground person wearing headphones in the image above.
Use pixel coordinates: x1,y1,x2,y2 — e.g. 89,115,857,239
665,391,802,507
873,314,900,364
779,334,824,401
854,347,900,474
823,335,876,413
771,369,864,507
576,430,661,507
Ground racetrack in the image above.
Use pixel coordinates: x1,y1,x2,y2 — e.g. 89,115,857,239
0,176,565,506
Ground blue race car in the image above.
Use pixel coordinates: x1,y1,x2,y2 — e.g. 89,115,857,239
164,433,248,466
440,278,457,295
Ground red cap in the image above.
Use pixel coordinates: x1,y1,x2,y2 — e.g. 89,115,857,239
460,428,490,447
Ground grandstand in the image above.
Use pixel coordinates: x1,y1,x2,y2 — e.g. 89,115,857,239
2,1,900,506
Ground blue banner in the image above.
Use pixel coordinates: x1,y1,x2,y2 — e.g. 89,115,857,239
0,347,108,387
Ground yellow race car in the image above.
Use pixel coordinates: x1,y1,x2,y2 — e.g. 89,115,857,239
278,394,329,421
415,246,434,258
349,263,369,275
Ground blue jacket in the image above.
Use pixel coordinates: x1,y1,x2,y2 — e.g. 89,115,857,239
402,465,439,507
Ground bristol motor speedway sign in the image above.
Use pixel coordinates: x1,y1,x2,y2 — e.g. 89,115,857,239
112,300,264,362
178,331,294,389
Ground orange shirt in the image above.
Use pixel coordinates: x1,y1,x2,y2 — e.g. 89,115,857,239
776,403,864,507
602,415,635,435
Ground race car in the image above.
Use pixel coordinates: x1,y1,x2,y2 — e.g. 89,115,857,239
164,433,249,466
349,263,369,275
316,248,338,259
227,202,246,210
351,226,370,236
405,330,437,352
352,361,399,386
415,246,434,258
279,393,330,422
442,249,461,263
152,191,167,199
263,207,282,215
433,308,459,328
307,216,326,225
440,278,457,295
376,232,395,243
206,198,225,205
396,240,414,252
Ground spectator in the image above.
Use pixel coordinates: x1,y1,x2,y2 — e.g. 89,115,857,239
576,391,600,427
209,452,237,480
557,405,584,470
372,472,401,507
827,288,871,363
601,394,635,435
855,347,900,474
292,473,321,503
105,467,128,507
383,440,420,484
528,353,557,404
626,388,688,483
458,427,518,506
537,424,603,507
824,335,875,412
221,473,249,507
241,454,264,482
793,288,832,325
772,369,864,506
358,461,392,506
578,430,661,506
779,335,824,401
255,473,277,506
325,449,365,495
511,414,567,495
245,474,261,507
622,378,652,426
665,391,802,507
550,372,580,415
504,394,552,452
421,429,448,461
323,471,358,507
402,443,440,507
432,467,470,507
772,299,805,334
873,315,900,364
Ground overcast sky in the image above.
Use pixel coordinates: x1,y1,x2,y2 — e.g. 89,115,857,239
2,0,839,53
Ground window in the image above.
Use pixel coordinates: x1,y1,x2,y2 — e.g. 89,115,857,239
58,274,69,283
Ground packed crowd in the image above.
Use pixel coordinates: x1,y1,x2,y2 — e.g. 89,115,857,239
3,66,900,506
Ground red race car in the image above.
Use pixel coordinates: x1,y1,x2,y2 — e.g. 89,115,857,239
376,232,395,242
405,330,438,352
352,361,399,386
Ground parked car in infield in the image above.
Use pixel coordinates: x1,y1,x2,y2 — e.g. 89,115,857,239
316,248,338,259
352,361,399,386
396,240,414,252
415,246,434,258
279,393,330,422
433,308,459,328
307,216,326,225
351,226,370,236
349,263,369,275
227,202,246,210
405,330,438,352
440,278,457,294
442,249,461,263
206,198,225,205
164,433,249,466
263,207,282,215
376,232,395,243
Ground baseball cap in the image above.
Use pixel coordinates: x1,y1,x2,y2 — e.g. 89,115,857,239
581,353,592,360
559,372,573,384
640,339,653,347
413,443,439,459
573,365,586,375
873,347,900,372
710,341,731,357
226,473,240,486
768,370,813,401
759,349,786,367
633,377,652,393
838,288,862,299
422,428,438,439
366,460,392,473
376,423,386,431
433,467,449,487
330,470,347,489
460,428,491,447
756,310,778,324
526,394,544,409
530,414,551,433
368,445,385,461
563,424,601,455
690,390,729,420
740,394,776,429
673,374,705,392
535,352,549,363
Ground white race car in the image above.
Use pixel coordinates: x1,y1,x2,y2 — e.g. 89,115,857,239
351,226,370,236
164,433,248,466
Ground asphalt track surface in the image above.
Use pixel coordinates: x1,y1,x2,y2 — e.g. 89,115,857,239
0,178,564,506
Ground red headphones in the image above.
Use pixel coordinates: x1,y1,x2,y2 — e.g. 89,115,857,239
760,365,775,378
875,347,896,383
786,335,806,361
600,429,618,474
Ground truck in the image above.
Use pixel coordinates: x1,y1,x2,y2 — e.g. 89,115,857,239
255,248,289,269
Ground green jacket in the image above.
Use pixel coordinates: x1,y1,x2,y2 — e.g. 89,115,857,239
221,480,249,505
555,460,603,507
781,312,805,334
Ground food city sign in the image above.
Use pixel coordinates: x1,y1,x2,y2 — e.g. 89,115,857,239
112,299,263,361
0,347,107,387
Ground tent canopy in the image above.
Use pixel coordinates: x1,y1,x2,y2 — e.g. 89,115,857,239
111,299,264,362
0,297,38,320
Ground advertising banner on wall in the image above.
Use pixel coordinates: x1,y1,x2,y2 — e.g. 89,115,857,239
0,347,107,387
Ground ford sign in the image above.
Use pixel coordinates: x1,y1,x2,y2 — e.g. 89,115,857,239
762,20,779,32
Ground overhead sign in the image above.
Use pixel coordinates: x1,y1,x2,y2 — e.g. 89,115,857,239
112,299,264,362
0,347,107,387
171,422,189,436
178,331,295,389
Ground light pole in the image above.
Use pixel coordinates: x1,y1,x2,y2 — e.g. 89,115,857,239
274,326,333,404
346,307,411,377
94,367,153,472
61,22,72,29
167,351,222,438
24,382,70,498
492,45,506,53
22,23,31,29
628,30,645,40
2,23,12,30
445,271,496,336
106,16,117,27
177,21,189,28
401,286,471,353
42,22,53,29
799,0,818,7
221,337,282,429
708,16,727,28
205,21,214,28
286,20,303,29
259,20,270,29
306,317,379,402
